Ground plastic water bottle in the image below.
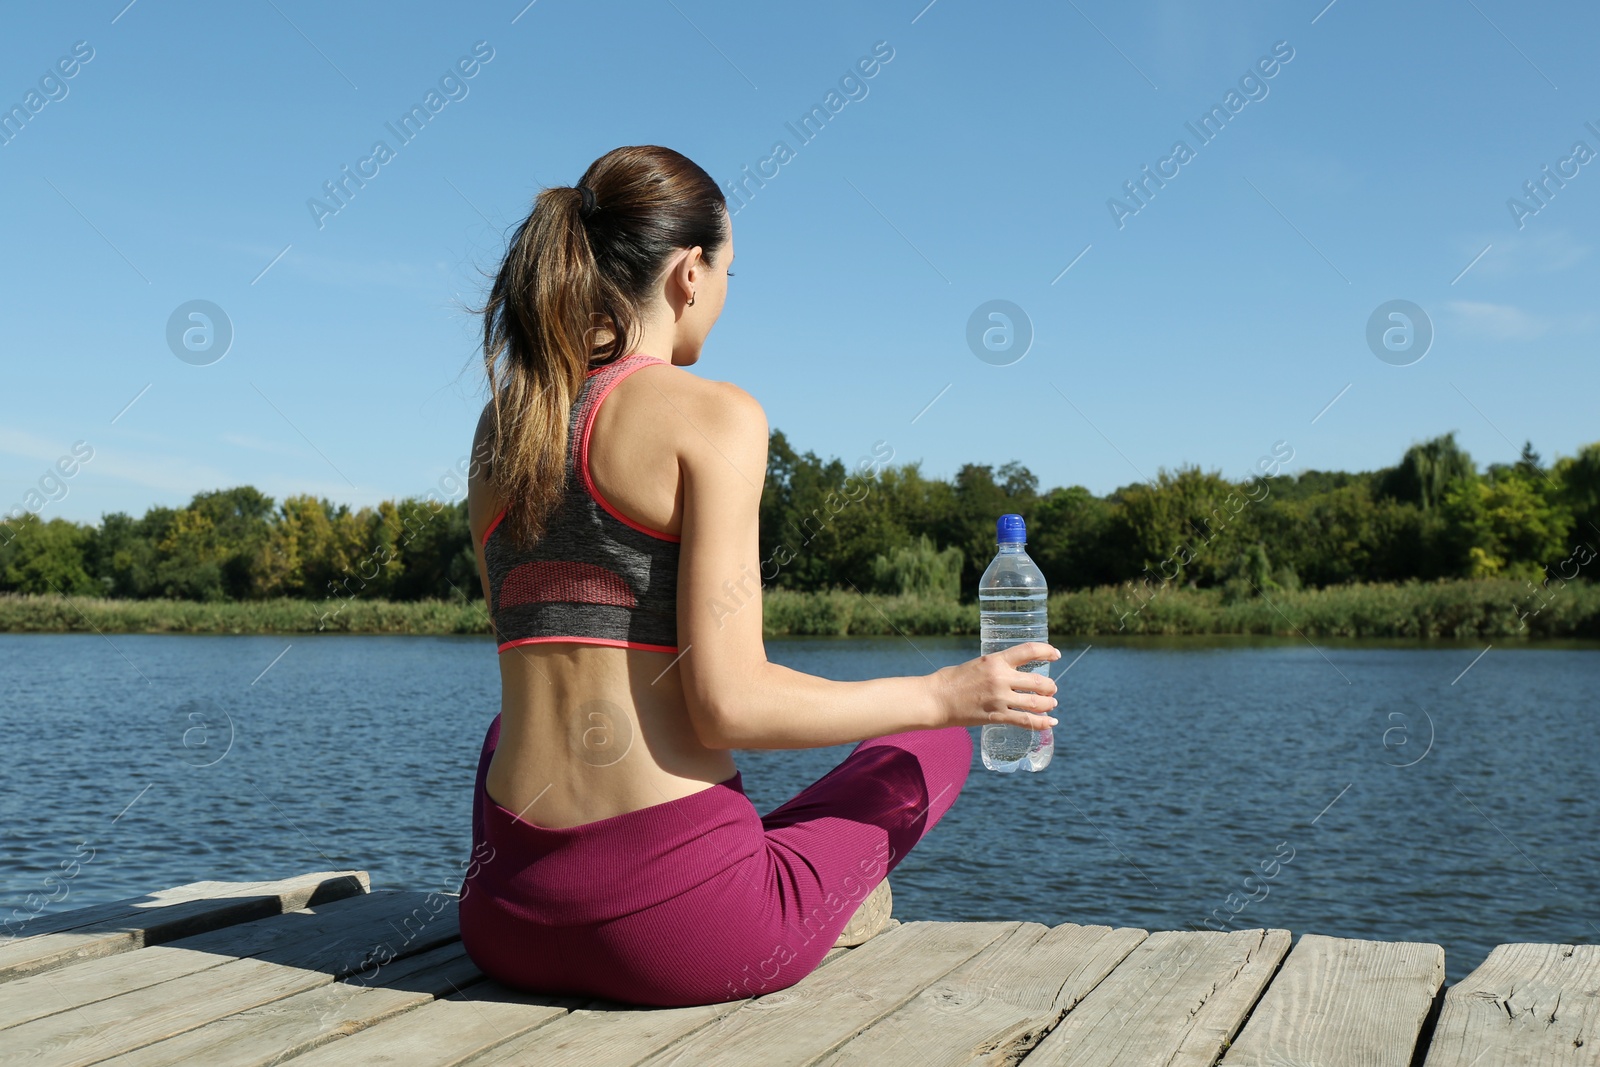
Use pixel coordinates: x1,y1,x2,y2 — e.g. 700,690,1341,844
979,514,1054,773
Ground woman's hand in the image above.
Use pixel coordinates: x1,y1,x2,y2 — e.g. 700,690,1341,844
929,642,1060,731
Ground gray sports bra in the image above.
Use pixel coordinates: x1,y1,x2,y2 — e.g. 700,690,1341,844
482,354,680,654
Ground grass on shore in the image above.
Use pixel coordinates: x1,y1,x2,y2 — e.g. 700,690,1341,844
1,578,1594,640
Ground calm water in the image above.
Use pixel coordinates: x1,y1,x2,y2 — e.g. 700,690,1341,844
2,632,1595,982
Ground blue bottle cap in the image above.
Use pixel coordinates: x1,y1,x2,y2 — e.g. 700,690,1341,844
997,513,1026,543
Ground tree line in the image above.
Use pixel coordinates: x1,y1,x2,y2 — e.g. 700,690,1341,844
3,431,1596,604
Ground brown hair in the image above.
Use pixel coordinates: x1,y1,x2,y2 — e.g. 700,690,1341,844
480,145,727,547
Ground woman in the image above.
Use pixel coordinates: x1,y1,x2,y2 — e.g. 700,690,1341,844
457,145,1060,1008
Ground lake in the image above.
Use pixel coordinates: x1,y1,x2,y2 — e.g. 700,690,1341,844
2,632,1594,982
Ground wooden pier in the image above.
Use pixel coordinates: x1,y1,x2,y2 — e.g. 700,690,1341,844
2,869,1594,1065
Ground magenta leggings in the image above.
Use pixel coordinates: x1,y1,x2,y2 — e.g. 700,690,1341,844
457,713,971,1007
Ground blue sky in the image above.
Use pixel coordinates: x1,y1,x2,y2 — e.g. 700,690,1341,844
3,0,1596,524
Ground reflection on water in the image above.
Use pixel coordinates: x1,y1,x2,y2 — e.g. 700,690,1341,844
2,632,1594,980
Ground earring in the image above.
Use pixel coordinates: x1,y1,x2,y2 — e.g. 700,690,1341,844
687,292,696,307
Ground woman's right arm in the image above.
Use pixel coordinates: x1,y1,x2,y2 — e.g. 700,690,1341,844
671,379,1060,751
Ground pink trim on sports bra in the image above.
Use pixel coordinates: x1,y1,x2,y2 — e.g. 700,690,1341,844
481,508,506,548
497,635,679,655
579,356,681,543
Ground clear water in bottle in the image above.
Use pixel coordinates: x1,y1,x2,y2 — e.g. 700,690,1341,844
979,513,1054,773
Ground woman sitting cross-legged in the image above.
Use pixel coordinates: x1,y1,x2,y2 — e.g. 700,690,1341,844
457,144,1060,1008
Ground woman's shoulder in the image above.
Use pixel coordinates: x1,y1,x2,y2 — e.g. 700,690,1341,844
616,361,767,446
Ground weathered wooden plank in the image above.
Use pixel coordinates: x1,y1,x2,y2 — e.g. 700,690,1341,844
0,871,370,945
180,888,457,976
461,921,865,1067
463,994,740,1067
0,891,461,1066
94,940,488,1067
621,921,1017,1067
0,889,430,1032
270,977,586,1067
1219,934,1444,1066
0,943,212,1034
1022,928,1293,1067
0,871,369,984
2,872,367,944
1422,943,1600,1067
818,921,890,967
816,922,1147,1066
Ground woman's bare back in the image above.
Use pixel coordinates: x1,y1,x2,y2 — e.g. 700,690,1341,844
470,358,739,830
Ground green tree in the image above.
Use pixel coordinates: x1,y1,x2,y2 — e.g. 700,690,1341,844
1516,440,1543,479
1261,468,1366,503
1106,466,1252,586
1029,485,1115,589
86,511,160,597
0,517,97,595
1218,541,1281,604
873,461,954,537
389,499,478,601
931,462,1040,594
1553,442,1600,550
1379,432,1477,510
1257,480,1441,586
757,430,903,591
1439,472,1572,579
759,430,849,589
188,487,275,598
255,496,373,600
153,507,227,600
11,426,1598,610
869,534,962,597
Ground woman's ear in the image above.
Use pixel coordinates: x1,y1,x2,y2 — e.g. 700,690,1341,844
680,245,705,294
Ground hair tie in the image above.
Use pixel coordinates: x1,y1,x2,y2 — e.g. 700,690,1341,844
577,184,596,218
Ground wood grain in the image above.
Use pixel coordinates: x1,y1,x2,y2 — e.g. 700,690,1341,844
1422,943,1600,1067
95,940,486,1067
815,922,1147,1066
0,871,369,985
612,921,1015,1067
1219,933,1445,1067
0,890,429,1032
0,891,459,1066
461,995,739,1067
1021,927,1293,1067
461,920,864,1067
18,867,1561,1066
271,977,586,1067
2,873,368,943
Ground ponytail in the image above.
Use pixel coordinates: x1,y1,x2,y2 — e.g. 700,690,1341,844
480,146,727,548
